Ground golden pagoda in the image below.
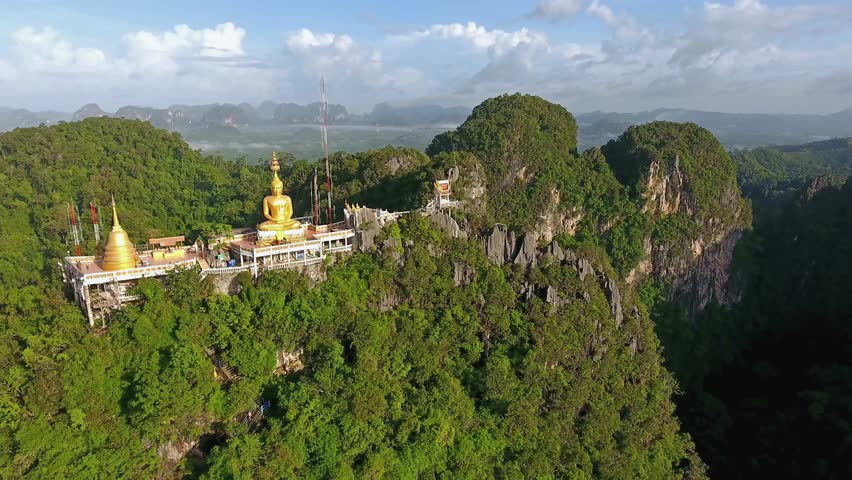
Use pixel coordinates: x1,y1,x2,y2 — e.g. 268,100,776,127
101,196,139,271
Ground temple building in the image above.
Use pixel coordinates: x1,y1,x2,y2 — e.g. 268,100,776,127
63,152,457,327
63,152,355,326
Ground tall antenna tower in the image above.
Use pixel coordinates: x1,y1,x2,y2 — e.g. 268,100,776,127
89,201,101,244
312,167,320,225
67,203,81,256
320,75,333,223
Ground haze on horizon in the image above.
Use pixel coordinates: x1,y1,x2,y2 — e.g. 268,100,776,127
1,0,851,115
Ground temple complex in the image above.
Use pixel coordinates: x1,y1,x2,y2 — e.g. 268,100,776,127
62,152,457,326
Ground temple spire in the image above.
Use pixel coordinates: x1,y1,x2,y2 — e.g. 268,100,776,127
102,196,138,271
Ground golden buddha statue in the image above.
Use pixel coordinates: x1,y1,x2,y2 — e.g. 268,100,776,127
258,152,302,241
102,196,139,271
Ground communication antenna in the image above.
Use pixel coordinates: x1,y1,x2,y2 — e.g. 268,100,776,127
320,75,333,223
312,167,320,225
90,201,101,244
67,203,81,256
75,204,85,243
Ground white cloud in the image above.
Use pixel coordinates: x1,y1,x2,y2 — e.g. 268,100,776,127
123,22,246,73
125,23,245,58
13,27,110,73
530,0,585,20
703,0,839,32
1,2,851,116
396,22,551,88
0,23,278,110
671,0,848,72
586,0,655,46
287,28,353,52
401,22,548,57
285,28,423,91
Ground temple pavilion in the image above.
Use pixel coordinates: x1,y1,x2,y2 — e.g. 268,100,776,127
63,151,458,326
63,152,355,326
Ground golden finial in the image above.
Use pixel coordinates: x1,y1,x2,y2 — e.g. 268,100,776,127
269,151,284,192
111,195,121,229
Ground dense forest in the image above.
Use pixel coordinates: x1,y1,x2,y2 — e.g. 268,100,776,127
0,94,850,478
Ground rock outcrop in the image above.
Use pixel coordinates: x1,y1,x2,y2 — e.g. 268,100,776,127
637,155,746,313
429,212,467,239
642,155,691,216
276,347,304,374
804,175,833,199
485,224,517,266
453,261,475,287
157,439,198,463
534,189,584,243
513,234,538,271
351,209,381,253
604,122,751,315
600,273,624,328
481,227,625,328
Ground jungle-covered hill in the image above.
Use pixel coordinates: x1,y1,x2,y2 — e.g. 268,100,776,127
0,109,705,478
733,137,852,190
1,94,851,479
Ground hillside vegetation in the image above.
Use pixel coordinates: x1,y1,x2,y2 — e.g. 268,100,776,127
2,96,850,479
0,112,705,478
651,178,852,479
733,137,852,192
0,118,270,292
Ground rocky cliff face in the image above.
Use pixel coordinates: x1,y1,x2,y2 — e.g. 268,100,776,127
643,158,746,313
483,224,627,333
359,215,630,340
422,97,750,316
604,122,751,315
641,222,744,314
642,155,690,216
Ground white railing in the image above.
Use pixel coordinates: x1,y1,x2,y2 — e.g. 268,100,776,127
80,259,199,286
313,221,348,234
65,255,98,263
239,239,323,257
313,229,355,240
93,294,143,307
200,264,255,276
262,257,325,271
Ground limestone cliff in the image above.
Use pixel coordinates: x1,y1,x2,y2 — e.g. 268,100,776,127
603,122,751,314
422,97,750,315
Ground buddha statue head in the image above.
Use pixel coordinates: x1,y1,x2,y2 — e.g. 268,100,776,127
271,171,284,196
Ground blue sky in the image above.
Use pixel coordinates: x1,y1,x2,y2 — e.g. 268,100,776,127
1,0,851,114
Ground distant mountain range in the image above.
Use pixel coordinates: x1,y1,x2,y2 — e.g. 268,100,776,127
575,108,852,150
0,101,472,132
2,102,851,151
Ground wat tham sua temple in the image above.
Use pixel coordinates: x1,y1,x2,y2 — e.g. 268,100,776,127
62,152,458,326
